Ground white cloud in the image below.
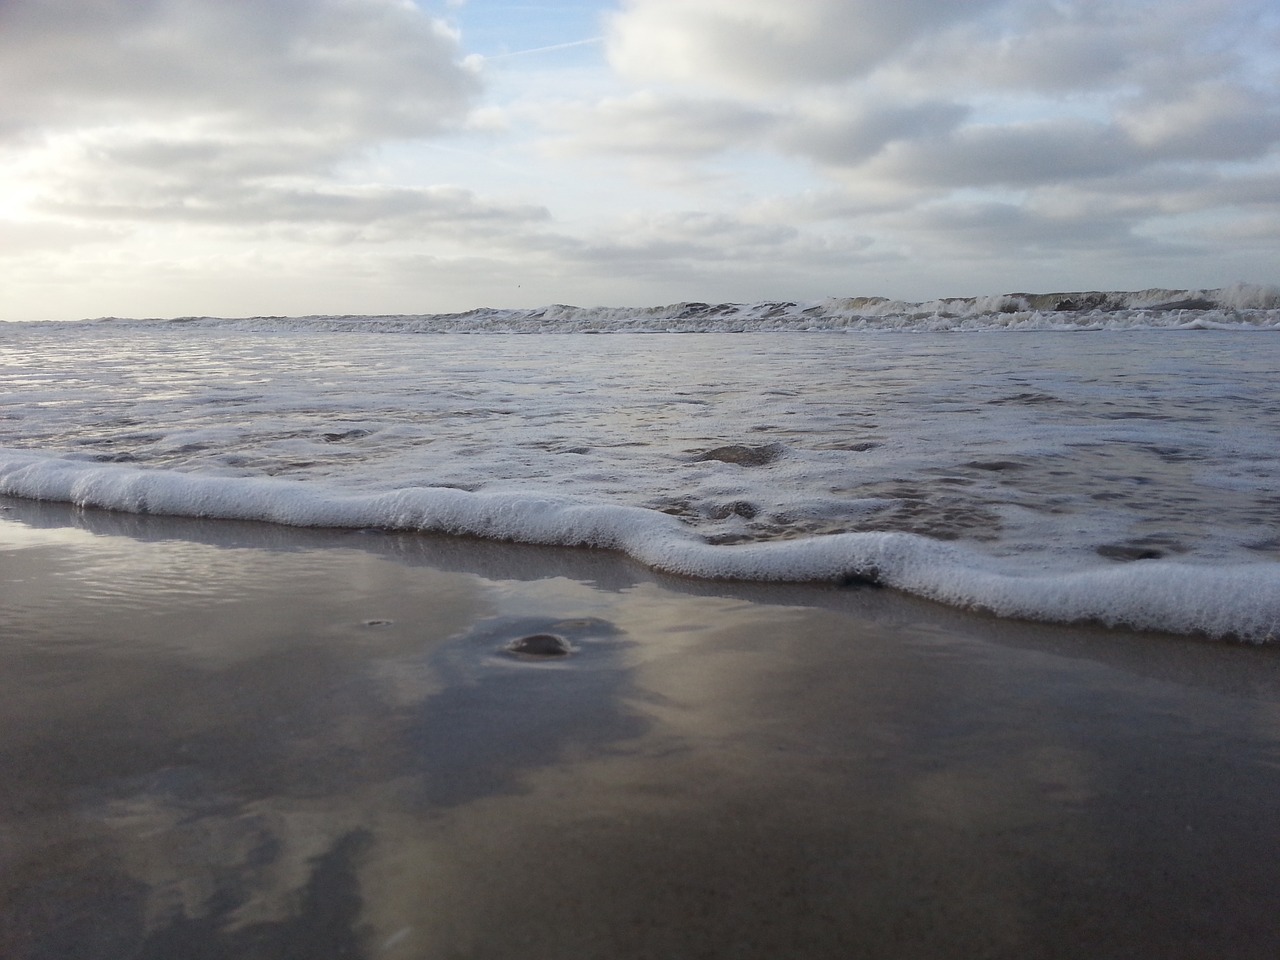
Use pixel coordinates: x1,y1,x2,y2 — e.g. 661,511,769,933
0,0,492,235
0,219,120,256
0,0,479,144
605,0,1001,93
550,0,1280,296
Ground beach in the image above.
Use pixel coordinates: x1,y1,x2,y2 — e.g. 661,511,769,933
3,495,1279,959
6,0,1280,950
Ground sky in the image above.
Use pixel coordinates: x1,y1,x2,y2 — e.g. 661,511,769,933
1,0,1278,320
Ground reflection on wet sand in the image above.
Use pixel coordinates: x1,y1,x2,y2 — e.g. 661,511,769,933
2,498,1280,958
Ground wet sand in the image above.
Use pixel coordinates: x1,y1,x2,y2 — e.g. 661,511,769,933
2,495,1280,959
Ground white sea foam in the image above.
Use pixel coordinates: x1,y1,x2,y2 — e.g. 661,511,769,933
1,302,1278,642
1,449,1276,642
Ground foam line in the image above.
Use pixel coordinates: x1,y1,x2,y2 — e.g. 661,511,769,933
3,452,1275,643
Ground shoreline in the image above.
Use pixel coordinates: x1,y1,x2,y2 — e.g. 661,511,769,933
3,471,1276,644
3,498,1280,958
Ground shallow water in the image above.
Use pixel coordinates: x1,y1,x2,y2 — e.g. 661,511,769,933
2,327,1278,641
3,500,1280,958
3,327,1278,560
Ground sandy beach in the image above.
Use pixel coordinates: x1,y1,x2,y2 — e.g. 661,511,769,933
3,494,1279,959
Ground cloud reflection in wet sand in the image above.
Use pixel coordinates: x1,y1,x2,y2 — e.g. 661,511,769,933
2,504,1280,959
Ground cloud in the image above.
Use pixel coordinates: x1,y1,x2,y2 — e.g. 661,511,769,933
0,0,480,145
0,219,120,256
554,91,971,169
901,201,1166,257
571,0,1280,282
779,100,971,167
865,120,1143,189
558,0,1280,207
885,4,1163,97
0,0,529,242
33,129,548,236
548,92,775,159
578,210,800,262
44,174,550,239
25,126,556,241
1118,84,1280,161
605,0,1001,93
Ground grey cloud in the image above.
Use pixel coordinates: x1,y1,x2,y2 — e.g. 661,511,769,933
46,178,549,237
1037,167,1280,224
1203,216,1280,246
890,0,1275,98
496,208,820,280
634,210,798,246
870,121,1143,188
780,101,970,166
0,0,504,241
958,29,1132,94
606,0,1002,92
1193,172,1280,211
893,9,1143,96
564,234,890,299
0,0,480,143
572,211,800,266
1119,84,1280,162
906,201,1156,254
245,187,549,230
744,187,936,223
85,137,352,183
550,94,775,158
850,84,1280,193
552,94,969,169
590,0,1280,191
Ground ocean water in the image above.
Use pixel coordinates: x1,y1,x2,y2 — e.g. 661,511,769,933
2,292,1279,642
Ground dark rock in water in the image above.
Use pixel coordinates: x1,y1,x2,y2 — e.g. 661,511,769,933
506,633,572,657
695,443,784,467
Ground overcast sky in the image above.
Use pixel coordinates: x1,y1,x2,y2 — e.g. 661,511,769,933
2,0,1278,319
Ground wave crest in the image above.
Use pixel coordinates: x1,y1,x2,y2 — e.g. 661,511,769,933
62,285,1280,334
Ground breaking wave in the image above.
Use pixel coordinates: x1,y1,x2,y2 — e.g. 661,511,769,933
65,284,1280,334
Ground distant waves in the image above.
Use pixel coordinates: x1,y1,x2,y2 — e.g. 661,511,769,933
74,284,1280,334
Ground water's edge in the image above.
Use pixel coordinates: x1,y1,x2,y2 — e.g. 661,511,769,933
4,455,1277,644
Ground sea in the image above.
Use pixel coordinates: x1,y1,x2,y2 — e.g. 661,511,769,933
3,286,1279,642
